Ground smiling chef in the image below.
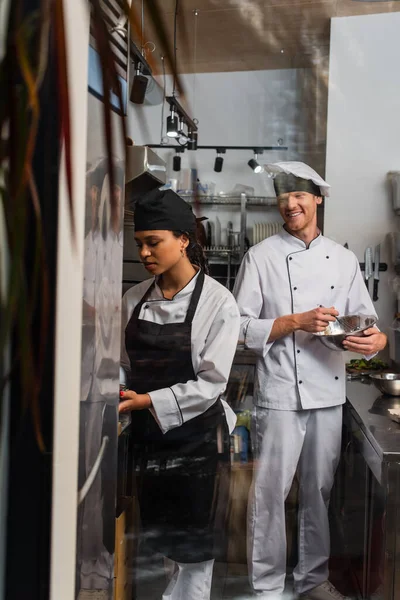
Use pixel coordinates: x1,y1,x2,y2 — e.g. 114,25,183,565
233,161,387,600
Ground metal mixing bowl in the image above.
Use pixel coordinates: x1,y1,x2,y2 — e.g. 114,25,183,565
313,314,377,351
369,373,400,396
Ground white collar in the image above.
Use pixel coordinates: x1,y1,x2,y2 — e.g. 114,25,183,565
280,227,322,250
153,269,201,300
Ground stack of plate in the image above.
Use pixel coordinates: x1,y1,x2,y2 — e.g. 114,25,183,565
252,222,281,245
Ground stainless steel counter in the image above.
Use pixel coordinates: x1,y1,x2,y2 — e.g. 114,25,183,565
343,380,400,600
346,379,400,463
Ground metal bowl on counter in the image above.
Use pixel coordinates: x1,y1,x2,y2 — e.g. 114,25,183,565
369,373,400,397
313,314,377,351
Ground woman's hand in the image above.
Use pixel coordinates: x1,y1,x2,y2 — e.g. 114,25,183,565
119,390,152,413
342,328,387,355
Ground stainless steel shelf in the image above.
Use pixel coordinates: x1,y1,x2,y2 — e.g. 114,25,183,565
204,247,240,254
181,194,277,207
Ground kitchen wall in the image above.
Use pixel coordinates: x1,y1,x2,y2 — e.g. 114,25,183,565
325,12,400,347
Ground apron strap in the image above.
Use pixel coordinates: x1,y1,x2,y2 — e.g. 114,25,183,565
185,270,205,324
132,280,156,318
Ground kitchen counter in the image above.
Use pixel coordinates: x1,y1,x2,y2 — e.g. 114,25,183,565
343,380,400,600
346,379,400,463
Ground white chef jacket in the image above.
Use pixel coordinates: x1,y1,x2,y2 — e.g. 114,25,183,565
120,271,240,433
233,229,378,410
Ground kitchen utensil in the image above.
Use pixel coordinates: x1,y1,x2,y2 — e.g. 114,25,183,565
215,216,221,246
226,251,231,289
227,221,233,248
373,244,381,302
196,217,207,247
313,314,377,351
364,247,373,291
206,221,212,247
370,373,400,396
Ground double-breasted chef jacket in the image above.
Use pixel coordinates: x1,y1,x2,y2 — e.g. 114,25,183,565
234,228,378,411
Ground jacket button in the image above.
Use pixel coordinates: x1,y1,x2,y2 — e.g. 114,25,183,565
331,286,334,289
289,257,293,261
299,380,303,384
294,287,297,291
144,304,149,309
297,349,300,354
335,376,339,380
326,256,330,259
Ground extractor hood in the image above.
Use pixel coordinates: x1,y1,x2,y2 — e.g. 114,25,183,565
125,142,167,204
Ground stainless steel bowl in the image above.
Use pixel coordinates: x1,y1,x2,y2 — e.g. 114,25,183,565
370,373,400,396
313,314,377,351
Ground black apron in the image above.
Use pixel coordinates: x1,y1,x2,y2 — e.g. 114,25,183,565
125,271,230,563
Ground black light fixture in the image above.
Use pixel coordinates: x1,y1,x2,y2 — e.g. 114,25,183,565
130,63,148,104
187,130,198,151
214,148,226,173
167,109,179,138
166,96,198,148
173,148,183,172
248,150,264,174
178,118,189,144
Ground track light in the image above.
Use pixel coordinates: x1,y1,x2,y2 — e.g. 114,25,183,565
214,156,223,172
187,131,198,150
178,118,189,144
214,148,226,173
248,152,263,174
167,110,179,138
173,153,181,172
130,63,148,104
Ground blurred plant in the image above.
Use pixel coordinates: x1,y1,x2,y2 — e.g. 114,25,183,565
0,0,185,448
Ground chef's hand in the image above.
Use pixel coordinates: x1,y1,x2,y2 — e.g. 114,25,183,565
119,390,152,413
297,306,339,333
343,328,387,355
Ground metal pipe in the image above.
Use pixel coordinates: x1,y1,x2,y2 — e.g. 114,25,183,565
147,144,288,151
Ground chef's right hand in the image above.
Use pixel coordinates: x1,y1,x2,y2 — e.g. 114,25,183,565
296,306,339,333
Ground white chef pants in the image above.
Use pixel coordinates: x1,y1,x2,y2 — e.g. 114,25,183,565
248,406,342,596
162,558,214,600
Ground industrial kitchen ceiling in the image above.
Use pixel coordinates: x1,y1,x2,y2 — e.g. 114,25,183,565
135,0,400,74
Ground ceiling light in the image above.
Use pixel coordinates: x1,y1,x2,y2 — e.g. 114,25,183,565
187,131,198,150
214,156,223,172
130,63,148,104
248,152,263,174
167,110,179,138
214,148,226,172
178,118,189,144
173,153,181,172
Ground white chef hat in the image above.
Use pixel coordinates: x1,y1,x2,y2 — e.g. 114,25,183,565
264,161,331,198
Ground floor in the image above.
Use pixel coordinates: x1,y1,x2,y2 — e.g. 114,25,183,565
134,556,296,600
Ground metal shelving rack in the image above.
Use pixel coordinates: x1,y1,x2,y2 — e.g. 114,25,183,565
180,192,278,288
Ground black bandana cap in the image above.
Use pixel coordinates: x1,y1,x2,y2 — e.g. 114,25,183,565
273,173,321,198
134,188,197,233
